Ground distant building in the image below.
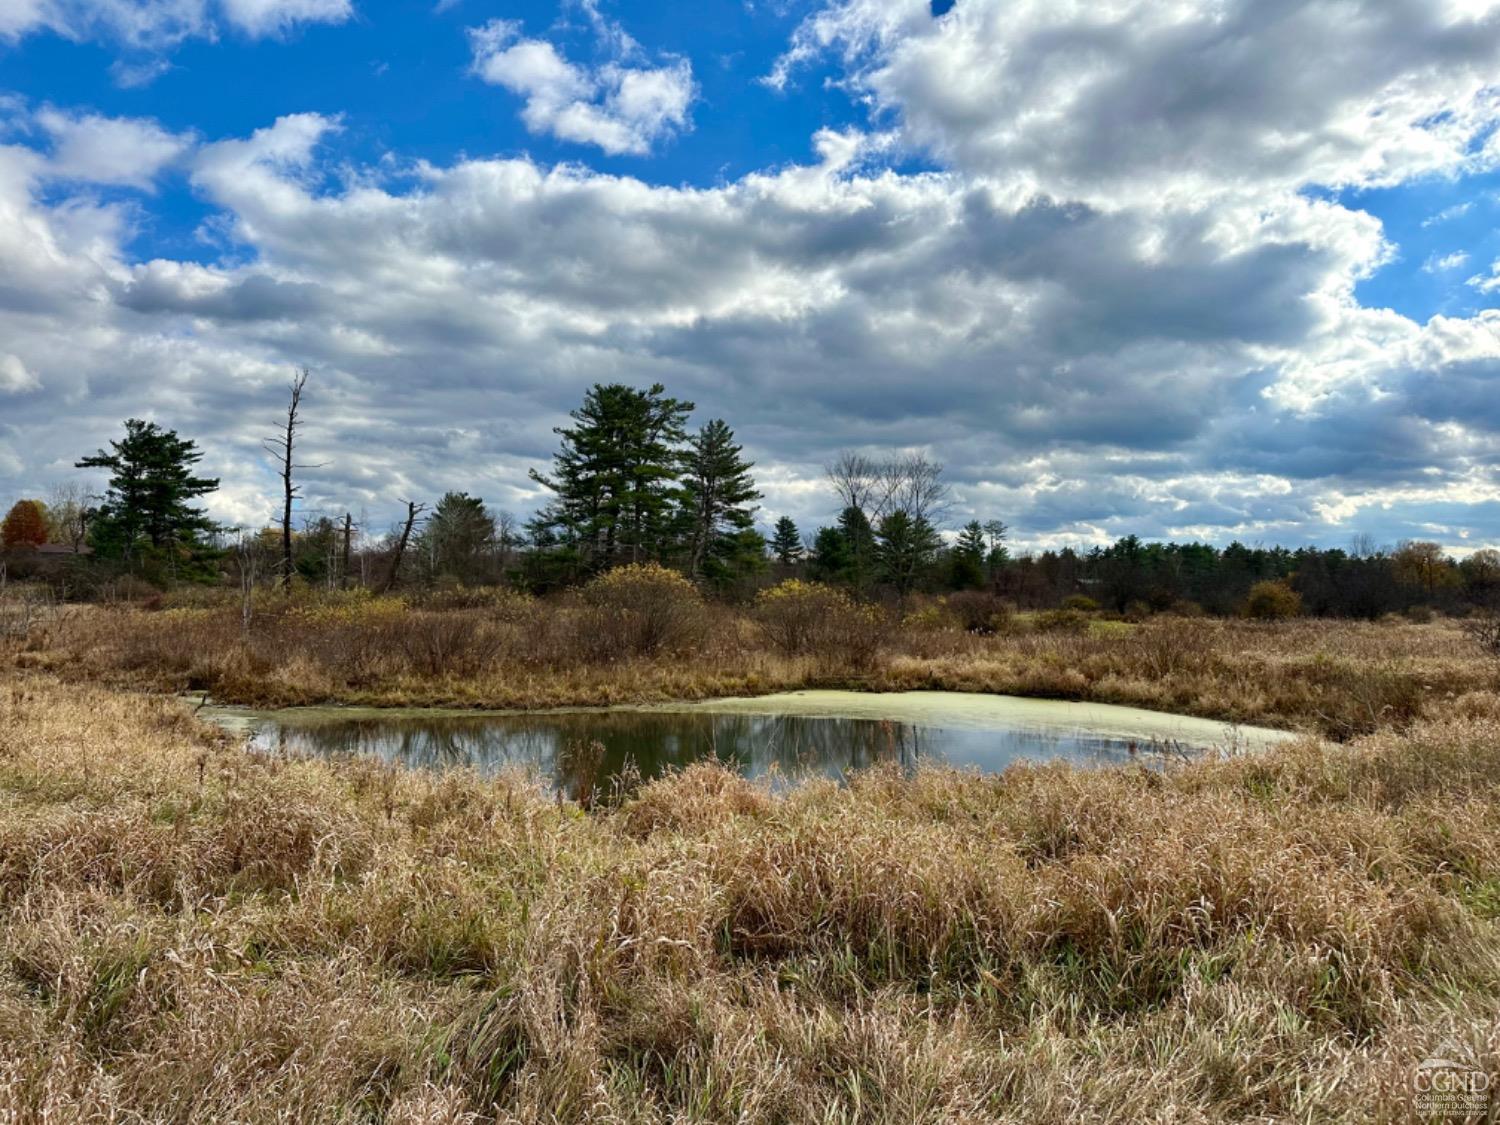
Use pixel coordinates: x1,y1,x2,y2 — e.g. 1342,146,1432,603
32,543,93,556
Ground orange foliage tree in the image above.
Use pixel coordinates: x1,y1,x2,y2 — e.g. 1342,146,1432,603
1,499,49,549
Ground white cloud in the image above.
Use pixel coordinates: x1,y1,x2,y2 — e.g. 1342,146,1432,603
218,0,351,37
2,1,1500,550
0,353,39,394
1424,250,1471,273
0,0,352,57
37,109,192,189
467,18,695,156
1469,260,1500,293
770,0,1500,200
1423,201,1474,227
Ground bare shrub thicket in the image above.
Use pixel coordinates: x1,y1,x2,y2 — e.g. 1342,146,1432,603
574,563,707,660
753,580,885,671
944,590,1012,634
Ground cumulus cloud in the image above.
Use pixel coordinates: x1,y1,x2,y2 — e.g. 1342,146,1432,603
1469,261,1500,293
770,0,1500,198
467,18,695,155
1424,250,1472,273
37,109,191,189
218,0,351,37
1,0,1499,551
0,353,39,393
0,0,352,69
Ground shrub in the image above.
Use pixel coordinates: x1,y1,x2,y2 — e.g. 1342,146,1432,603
399,612,505,678
753,580,884,669
901,602,956,633
945,590,1012,635
1464,610,1500,661
1123,599,1152,623
1168,599,1205,617
1061,594,1099,612
1403,604,1435,624
1244,580,1301,620
578,563,704,658
1032,608,1090,634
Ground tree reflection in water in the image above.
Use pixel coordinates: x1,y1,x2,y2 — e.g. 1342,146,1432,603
240,707,1152,799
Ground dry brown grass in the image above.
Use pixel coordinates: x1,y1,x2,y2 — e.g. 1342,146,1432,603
1,670,1500,1121
22,598,1498,739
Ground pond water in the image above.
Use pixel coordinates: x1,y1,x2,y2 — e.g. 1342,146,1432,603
204,690,1299,799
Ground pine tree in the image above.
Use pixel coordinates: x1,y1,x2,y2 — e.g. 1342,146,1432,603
876,510,940,597
837,505,877,592
422,491,495,583
770,516,802,567
808,526,848,583
77,419,219,566
951,519,987,589
984,519,1010,573
679,419,761,583
529,383,693,570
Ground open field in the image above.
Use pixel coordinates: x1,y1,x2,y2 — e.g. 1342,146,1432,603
2,667,1500,1121
19,592,1498,739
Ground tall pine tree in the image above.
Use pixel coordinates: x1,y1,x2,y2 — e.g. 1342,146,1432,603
770,516,802,567
875,510,940,597
77,419,219,569
679,419,761,583
529,383,693,570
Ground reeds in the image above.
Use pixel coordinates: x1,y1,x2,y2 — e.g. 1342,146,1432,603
24,596,1497,738
1,671,1498,1120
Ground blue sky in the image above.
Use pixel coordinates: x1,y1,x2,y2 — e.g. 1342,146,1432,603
1,0,1499,552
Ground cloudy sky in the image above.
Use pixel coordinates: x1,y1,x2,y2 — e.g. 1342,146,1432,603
2,0,1500,552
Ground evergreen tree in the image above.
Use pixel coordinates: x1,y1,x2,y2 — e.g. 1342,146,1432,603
678,419,760,584
837,505,877,592
808,525,848,583
983,519,1010,574
529,383,693,570
875,510,940,597
422,491,496,583
770,516,802,567
951,520,987,589
77,419,219,568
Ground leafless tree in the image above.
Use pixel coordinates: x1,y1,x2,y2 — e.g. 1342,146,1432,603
234,529,265,633
262,368,324,591
826,451,885,515
377,500,427,594
495,509,519,573
883,451,950,525
340,512,354,590
827,449,950,525
45,480,93,553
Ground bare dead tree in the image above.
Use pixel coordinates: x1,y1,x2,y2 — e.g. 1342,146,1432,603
262,368,325,591
884,451,950,526
826,451,885,515
377,500,427,594
340,512,354,590
827,449,949,524
235,530,260,633
495,509,518,575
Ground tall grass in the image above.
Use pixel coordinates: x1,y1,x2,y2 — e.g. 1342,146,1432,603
1,672,1498,1120
19,591,1496,738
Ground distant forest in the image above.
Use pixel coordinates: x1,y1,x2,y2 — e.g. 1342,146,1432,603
2,377,1497,620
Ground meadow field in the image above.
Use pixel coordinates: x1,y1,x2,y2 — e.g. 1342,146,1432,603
2,590,1499,1121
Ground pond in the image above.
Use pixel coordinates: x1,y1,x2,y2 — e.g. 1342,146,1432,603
204,690,1299,799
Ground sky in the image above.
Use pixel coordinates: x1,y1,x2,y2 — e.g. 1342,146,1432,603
1,0,1499,553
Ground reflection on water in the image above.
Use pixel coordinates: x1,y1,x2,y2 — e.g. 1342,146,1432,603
234,708,1178,801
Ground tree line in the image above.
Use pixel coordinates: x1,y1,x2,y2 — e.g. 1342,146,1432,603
2,376,1498,618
